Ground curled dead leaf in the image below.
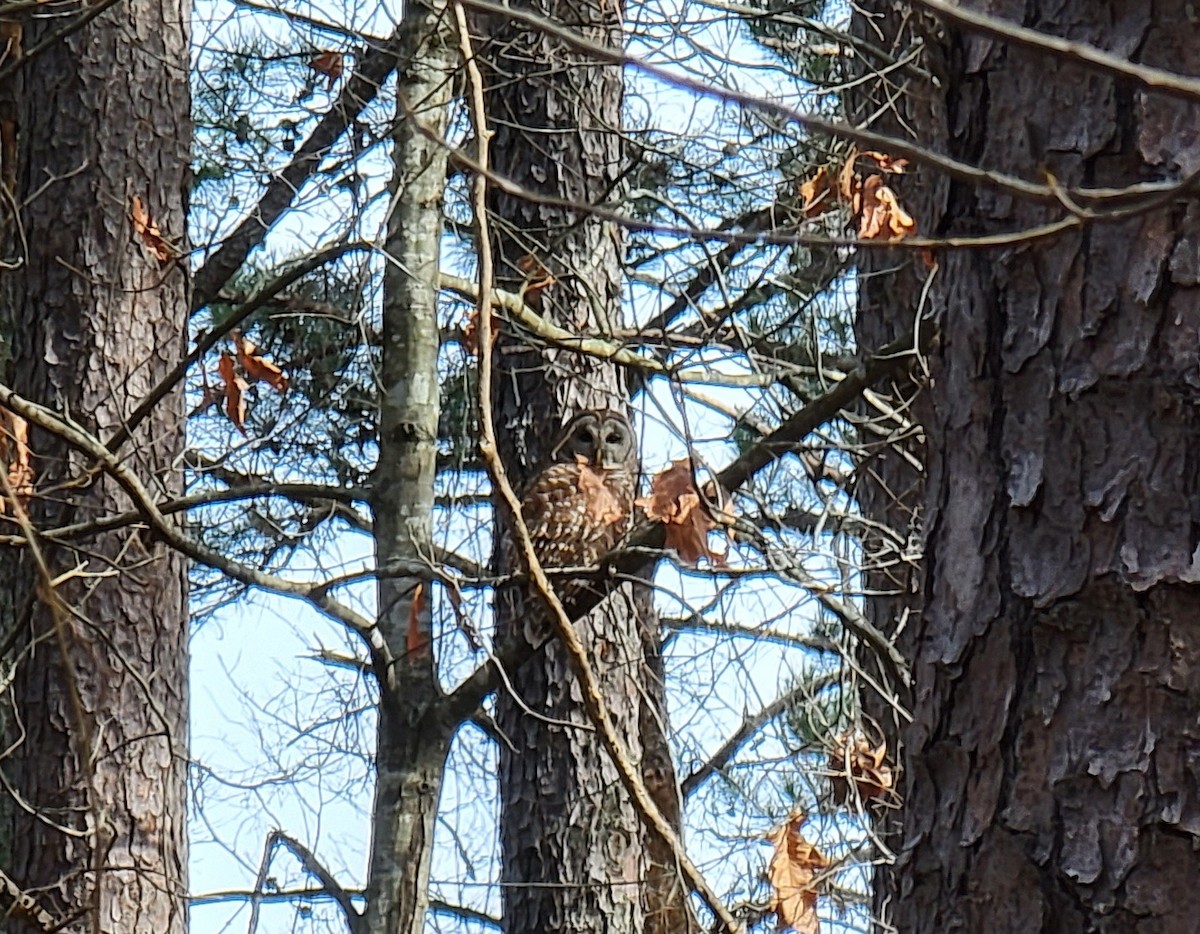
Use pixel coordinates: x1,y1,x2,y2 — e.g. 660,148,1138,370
767,810,828,934
130,195,173,265
857,175,917,241
516,254,556,309
463,306,501,356
575,455,626,525
309,51,344,89
828,732,895,806
406,582,431,657
797,166,832,219
234,331,289,394
0,407,33,515
635,458,729,566
218,352,249,435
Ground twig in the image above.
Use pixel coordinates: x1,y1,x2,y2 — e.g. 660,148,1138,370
681,674,840,798
109,241,368,455
0,384,393,672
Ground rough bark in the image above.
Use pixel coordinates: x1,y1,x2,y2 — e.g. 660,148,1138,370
848,6,942,921
858,2,1200,930
476,0,687,929
362,2,454,931
0,1,191,931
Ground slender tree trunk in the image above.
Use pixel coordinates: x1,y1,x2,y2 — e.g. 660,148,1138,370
858,2,1200,930
476,0,687,929
363,2,454,931
0,2,191,931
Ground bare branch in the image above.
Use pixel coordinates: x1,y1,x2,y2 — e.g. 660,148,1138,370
682,674,840,798
0,384,391,669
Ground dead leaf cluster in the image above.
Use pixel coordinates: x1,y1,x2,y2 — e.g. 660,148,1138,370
202,332,289,434
635,458,729,565
827,732,895,805
767,810,828,934
0,407,33,515
798,148,916,242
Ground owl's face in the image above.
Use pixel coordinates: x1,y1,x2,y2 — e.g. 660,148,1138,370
551,411,635,470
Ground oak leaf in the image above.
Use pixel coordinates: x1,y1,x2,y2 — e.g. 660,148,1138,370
218,352,249,435
0,407,33,515
828,732,895,805
234,331,289,394
767,811,828,934
635,459,728,565
575,456,625,525
130,195,173,265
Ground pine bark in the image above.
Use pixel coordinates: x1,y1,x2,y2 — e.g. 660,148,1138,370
477,0,688,929
0,1,190,931
857,2,1200,930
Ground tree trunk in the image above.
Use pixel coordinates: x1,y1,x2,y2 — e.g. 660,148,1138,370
858,2,1200,930
363,2,454,931
0,2,190,931
476,0,687,929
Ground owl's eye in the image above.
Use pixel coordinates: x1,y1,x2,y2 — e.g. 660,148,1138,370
576,429,593,443
605,433,622,445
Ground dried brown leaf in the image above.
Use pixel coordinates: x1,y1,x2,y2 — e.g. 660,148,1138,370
234,332,289,393
0,407,33,515
218,352,248,435
635,459,727,565
857,175,917,241
828,732,895,805
406,582,431,657
462,307,501,356
130,195,172,265
767,811,828,934
516,253,556,309
309,51,344,87
857,150,908,173
797,166,833,219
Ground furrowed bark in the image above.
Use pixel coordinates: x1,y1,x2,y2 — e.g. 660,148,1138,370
0,0,191,930
857,3,1200,930
475,0,687,927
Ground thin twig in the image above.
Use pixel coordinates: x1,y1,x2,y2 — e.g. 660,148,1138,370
0,384,391,669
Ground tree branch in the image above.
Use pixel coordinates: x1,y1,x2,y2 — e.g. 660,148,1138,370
0,384,392,670
914,0,1200,104
681,674,840,798
108,241,368,456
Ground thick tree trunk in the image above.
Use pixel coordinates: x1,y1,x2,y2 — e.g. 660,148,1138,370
858,2,1200,930
0,2,190,931
363,2,454,931
476,1,688,929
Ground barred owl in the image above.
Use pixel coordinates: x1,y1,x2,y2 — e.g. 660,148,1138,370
505,410,638,616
